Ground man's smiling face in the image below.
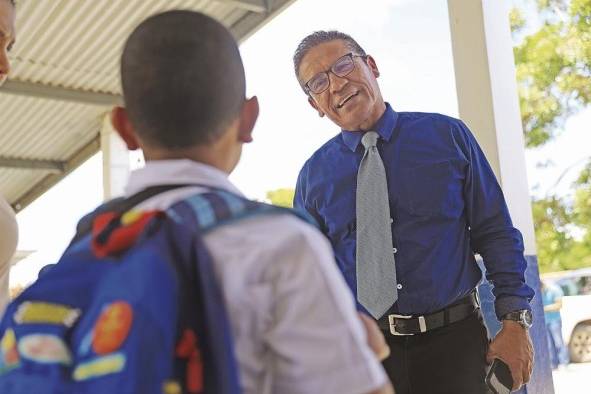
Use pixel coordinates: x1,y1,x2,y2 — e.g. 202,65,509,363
298,39,385,131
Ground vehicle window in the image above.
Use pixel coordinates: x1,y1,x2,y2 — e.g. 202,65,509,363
576,276,591,295
558,279,577,296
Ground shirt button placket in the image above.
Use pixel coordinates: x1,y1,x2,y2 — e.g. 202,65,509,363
391,218,399,291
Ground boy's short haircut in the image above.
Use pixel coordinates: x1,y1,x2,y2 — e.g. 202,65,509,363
121,11,246,149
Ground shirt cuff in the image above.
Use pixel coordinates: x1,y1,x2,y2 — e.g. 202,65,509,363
494,295,531,320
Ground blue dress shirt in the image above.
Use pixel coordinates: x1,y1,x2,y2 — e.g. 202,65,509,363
294,103,534,319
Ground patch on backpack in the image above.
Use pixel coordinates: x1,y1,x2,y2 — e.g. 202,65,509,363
72,352,126,381
162,380,182,394
92,301,133,355
18,334,72,365
14,301,81,327
77,330,94,357
0,329,20,373
175,329,203,393
92,210,162,257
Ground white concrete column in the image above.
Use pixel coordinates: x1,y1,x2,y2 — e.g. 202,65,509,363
447,2,553,393
447,0,535,255
100,113,130,200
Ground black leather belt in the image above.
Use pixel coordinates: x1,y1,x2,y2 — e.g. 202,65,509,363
381,291,480,336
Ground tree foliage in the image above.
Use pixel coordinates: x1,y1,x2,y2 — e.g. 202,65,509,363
512,0,591,272
531,162,591,272
513,0,591,147
266,188,295,208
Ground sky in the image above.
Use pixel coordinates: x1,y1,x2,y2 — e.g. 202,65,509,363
9,0,591,287
233,0,458,198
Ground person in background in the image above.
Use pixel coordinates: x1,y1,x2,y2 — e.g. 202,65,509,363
0,0,17,316
542,280,569,369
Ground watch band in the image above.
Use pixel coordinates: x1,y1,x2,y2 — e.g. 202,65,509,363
502,309,533,329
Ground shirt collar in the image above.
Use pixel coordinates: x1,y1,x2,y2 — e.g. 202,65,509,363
125,159,243,197
341,103,399,152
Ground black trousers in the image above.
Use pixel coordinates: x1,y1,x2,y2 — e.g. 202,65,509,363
381,310,491,394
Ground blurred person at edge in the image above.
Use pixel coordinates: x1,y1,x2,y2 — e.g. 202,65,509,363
0,0,17,316
541,280,569,369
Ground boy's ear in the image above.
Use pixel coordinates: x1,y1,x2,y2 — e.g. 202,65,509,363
111,106,140,150
308,96,325,117
237,96,259,143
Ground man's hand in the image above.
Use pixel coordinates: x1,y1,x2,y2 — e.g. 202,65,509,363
358,312,390,361
486,320,534,391
357,313,396,394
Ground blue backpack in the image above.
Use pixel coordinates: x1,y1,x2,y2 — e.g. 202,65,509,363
0,185,313,394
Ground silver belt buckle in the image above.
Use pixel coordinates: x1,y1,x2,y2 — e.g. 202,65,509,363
388,314,427,336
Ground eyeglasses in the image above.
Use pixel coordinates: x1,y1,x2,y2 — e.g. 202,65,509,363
304,52,367,95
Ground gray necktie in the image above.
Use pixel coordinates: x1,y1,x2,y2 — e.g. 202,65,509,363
356,131,398,319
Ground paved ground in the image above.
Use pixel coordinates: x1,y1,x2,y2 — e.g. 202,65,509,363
552,362,591,394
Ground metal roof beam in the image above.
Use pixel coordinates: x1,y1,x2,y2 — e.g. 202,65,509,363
11,136,100,212
214,0,271,13
232,0,294,43
0,157,65,173
1,80,121,106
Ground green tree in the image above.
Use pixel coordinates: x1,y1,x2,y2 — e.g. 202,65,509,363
266,188,295,208
531,196,575,272
512,0,591,272
573,164,591,228
513,0,591,147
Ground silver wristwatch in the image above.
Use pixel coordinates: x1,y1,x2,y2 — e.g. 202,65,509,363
502,309,533,329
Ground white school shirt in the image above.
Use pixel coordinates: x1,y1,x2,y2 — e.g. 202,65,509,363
125,159,387,394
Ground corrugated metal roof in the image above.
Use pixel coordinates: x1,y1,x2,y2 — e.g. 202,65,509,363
0,0,296,211
0,168,47,203
0,95,104,160
10,0,247,94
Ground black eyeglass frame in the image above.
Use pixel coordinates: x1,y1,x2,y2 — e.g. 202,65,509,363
303,52,368,95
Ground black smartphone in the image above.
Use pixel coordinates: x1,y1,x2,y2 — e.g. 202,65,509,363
485,358,513,394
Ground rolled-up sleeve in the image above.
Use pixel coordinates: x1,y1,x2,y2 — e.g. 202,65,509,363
454,120,534,319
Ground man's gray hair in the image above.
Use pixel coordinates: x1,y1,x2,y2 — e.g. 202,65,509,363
293,30,367,86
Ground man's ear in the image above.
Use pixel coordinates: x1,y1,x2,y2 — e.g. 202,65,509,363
237,96,259,143
111,106,140,150
308,96,325,117
365,55,380,78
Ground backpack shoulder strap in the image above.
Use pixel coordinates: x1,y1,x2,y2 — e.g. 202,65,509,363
168,189,318,233
71,184,195,245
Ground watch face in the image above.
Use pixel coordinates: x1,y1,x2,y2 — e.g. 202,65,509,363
522,310,533,327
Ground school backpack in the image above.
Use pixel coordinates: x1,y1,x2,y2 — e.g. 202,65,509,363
0,185,313,394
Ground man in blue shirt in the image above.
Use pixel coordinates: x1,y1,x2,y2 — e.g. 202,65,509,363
293,30,535,394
